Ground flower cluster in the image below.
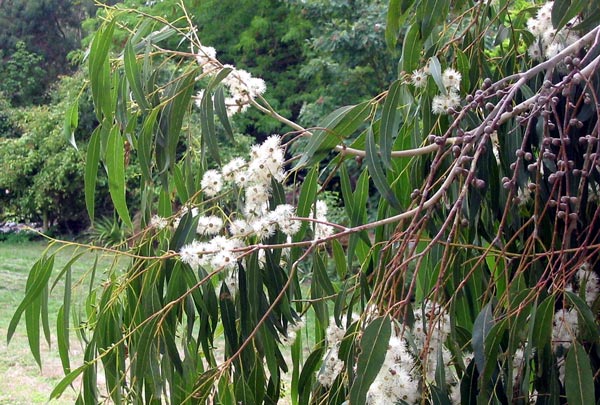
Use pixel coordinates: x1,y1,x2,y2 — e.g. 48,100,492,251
577,263,600,307
317,321,347,387
526,2,580,62
318,302,462,404
178,136,303,271
310,200,335,240
195,44,266,115
177,134,338,294
432,68,462,115
411,300,453,383
366,335,419,405
551,262,599,352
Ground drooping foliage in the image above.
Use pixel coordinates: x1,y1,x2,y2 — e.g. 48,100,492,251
8,0,600,404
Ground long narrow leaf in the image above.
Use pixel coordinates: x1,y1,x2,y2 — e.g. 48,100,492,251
349,316,391,404
85,126,101,222
124,40,149,110
565,342,594,404
57,265,72,374
365,126,402,211
106,125,132,228
7,255,55,344
380,80,403,169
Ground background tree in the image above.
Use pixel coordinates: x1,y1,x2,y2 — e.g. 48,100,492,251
0,0,93,105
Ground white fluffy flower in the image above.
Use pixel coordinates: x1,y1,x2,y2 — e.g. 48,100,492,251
442,68,461,91
411,69,428,88
180,240,216,269
317,346,345,387
525,1,580,63
527,41,544,61
201,169,223,197
251,217,277,240
243,201,269,219
552,308,578,350
309,200,335,240
222,157,246,182
269,204,301,236
578,265,600,307
245,183,271,206
196,215,224,236
211,249,237,270
367,364,419,405
223,270,239,296
367,333,420,404
180,242,201,269
229,219,253,238
432,91,461,115
247,136,286,184
326,321,346,344
195,45,217,66
195,45,220,76
150,215,168,230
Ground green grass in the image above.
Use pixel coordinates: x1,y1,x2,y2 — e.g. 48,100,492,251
0,240,112,404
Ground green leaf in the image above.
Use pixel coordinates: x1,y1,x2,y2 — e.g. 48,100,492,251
531,296,554,349
295,102,371,168
418,0,448,40
386,0,401,49
472,303,494,373
7,255,54,345
313,254,335,297
565,342,594,405
401,23,422,74
294,166,318,240
331,239,347,280
57,266,71,374
220,283,239,354
298,344,325,404
214,86,234,141
380,80,403,169
173,165,189,204
349,316,391,404
25,288,43,367
483,319,507,382
50,364,88,399
63,101,79,150
430,384,452,405
138,107,159,184
365,126,402,211
84,126,101,222
156,69,196,182
192,369,220,403
200,90,221,165
428,56,446,95
455,48,471,93
132,26,177,53
89,20,116,121
235,376,256,405
124,40,149,110
566,291,600,343
105,125,133,228
552,0,586,31
206,66,233,92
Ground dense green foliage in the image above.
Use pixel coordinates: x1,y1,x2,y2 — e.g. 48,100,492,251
8,0,600,404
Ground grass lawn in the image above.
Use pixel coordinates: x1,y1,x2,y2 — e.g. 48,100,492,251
0,239,113,404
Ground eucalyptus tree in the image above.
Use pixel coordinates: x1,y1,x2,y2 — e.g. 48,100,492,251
8,0,600,404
